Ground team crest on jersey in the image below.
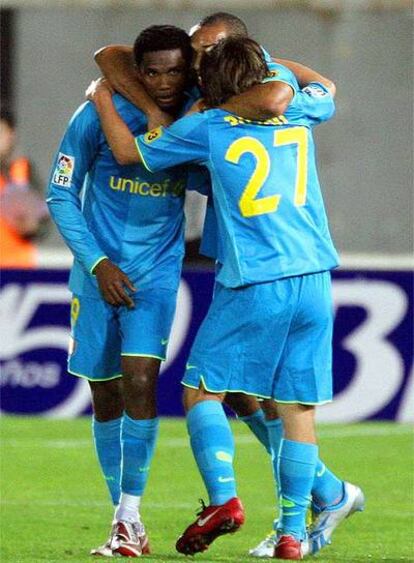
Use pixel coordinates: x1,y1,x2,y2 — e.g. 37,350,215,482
53,153,75,187
268,70,280,78
144,127,163,144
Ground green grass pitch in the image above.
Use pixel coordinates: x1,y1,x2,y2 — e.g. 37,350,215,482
1,417,413,562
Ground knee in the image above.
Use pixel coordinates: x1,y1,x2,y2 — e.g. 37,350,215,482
277,403,316,443
121,358,160,397
183,385,224,413
89,379,124,421
123,369,156,396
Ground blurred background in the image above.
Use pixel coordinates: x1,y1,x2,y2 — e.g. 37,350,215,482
0,0,413,422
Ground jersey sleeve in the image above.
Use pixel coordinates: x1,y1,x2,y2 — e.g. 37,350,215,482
46,102,107,273
135,112,210,173
285,82,335,125
263,60,299,95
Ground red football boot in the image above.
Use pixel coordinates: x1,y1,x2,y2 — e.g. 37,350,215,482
111,521,150,558
274,535,306,560
91,520,150,558
176,497,245,555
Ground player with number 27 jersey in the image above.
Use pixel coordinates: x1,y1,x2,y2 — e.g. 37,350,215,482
136,83,339,289
133,83,338,403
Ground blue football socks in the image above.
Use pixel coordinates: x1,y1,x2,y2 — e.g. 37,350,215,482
121,414,159,496
312,459,344,509
267,418,284,494
187,400,237,505
239,408,271,454
278,438,318,540
92,416,122,505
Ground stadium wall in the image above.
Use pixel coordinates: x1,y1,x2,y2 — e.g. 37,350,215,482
1,265,412,422
11,4,413,255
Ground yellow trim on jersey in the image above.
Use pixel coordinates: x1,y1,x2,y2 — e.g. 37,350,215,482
274,399,333,406
121,353,166,361
68,368,122,382
182,373,332,405
135,138,153,172
181,375,273,400
90,256,108,275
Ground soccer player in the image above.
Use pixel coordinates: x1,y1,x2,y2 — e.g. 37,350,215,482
86,37,365,559
47,25,200,558
94,12,351,558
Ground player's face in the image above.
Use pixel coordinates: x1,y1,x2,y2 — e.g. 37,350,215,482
190,22,229,75
139,49,188,111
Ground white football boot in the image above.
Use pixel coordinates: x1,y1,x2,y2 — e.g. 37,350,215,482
309,482,365,554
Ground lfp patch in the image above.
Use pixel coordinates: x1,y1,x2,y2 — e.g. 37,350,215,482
53,153,75,187
144,127,163,144
303,84,328,97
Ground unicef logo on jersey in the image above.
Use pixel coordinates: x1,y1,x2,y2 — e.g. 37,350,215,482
0,277,91,417
109,175,185,198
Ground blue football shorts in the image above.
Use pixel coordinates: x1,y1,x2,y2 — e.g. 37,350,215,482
68,287,177,381
182,271,333,405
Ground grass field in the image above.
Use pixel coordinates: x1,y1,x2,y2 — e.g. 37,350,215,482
1,417,413,562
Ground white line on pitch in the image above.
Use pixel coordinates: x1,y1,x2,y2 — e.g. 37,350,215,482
1,424,411,449
1,499,413,520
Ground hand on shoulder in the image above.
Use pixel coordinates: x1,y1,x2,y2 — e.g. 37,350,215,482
85,77,114,103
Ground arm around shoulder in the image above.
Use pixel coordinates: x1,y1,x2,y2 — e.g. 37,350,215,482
86,78,141,166
94,44,171,127
221,81,294,121
94,44,135,83
275,58,336,97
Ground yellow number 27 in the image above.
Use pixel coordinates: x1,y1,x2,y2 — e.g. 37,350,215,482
224,126,308,218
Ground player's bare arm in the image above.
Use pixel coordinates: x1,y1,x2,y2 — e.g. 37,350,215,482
95,44,292,123
95,45,174,129
275,58,336,96
86,78,141,165
221,60,336,119
221,59,336,119
93,257,136,308
220,81,293,120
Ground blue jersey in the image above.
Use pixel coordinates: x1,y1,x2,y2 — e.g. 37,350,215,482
199,82,336,261
135,83,339,288
47,94,202,295
198,51,300,260
261,48,300,94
